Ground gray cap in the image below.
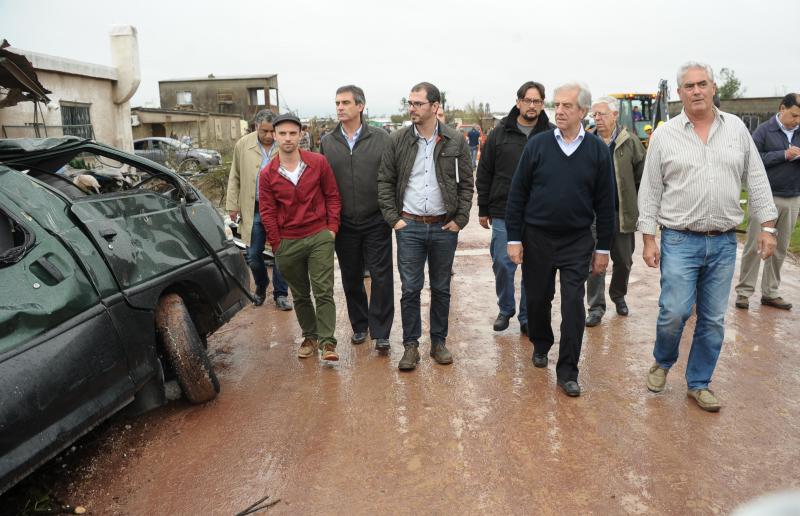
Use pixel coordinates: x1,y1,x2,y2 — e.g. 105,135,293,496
272,113,302,129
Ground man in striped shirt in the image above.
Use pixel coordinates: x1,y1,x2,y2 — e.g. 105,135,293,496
638,62,778,412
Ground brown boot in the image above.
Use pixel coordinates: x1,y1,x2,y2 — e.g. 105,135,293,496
430,341,453,365
298,337,317,358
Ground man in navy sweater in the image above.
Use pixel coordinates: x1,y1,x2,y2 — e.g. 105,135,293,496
506,82,615,397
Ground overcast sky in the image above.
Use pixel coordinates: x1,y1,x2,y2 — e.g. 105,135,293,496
2,0,796,119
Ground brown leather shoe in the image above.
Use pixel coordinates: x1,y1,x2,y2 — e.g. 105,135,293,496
298,337,317,358
735,295,749,309
761,296,792,310
398,344,420,371
430,342,453,365
688,389,721,412
321,342,339,361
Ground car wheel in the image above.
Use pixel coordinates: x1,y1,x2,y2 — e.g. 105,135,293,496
178,158,201,175
154,293,220,403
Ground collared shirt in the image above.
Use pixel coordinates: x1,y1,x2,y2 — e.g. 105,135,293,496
775,113,798,144
256,141,277,201
637,109,777,234
341,124,363,151
402,122,446,216
554,125,586,156
278,160,307,186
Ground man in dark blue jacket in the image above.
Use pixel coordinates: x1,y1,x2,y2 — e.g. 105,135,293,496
467,125,481,167
506,82,615,397
735,93,800,310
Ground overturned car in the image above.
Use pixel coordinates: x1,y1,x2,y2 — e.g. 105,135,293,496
0,137,251,494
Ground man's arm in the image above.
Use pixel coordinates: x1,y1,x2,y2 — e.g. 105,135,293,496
742,128,779,258
226,139,243,218
377,137,401,227
476,129,497,225
505,144,536,264
258,169,281,251
451,136,474,230
631,134,647,192
320,156,342,234
593,146,616,252
637,134,664,267
752,123,790,168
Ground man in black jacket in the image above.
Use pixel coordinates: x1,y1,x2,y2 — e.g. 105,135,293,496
320,85,393,350
476,81,554,335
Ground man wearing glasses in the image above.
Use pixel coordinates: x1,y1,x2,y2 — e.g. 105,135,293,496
378,82,474,371
476,81,554,335
639,62,777,411
585,96,646,327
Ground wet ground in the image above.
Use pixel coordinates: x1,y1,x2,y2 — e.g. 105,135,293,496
5,202,800,515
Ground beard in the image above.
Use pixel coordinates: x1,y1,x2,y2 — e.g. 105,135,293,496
521,110,539,123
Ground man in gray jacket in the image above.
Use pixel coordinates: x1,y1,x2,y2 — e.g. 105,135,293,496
320,85,393,350
378,82,473,371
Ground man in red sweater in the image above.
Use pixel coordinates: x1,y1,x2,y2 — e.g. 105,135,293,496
259,114,342,361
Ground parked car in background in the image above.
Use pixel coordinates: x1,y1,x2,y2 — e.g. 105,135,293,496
133,137,222,175
0,136,250,495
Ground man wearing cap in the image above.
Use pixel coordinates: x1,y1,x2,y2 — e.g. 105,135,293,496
227,109,293,310
320,85,394,351
378,81,474,371
259,113,342,361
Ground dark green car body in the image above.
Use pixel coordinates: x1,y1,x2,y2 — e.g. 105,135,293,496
0,137,249,494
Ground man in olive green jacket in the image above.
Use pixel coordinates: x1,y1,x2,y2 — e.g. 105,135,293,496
586,96,646,326
378,82,473,371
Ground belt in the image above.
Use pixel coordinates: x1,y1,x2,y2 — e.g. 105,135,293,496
671,227,735,237
401,211,447,224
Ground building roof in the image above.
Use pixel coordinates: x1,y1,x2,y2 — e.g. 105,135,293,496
6,46,118,81
159,74,276,83
131,106,243,119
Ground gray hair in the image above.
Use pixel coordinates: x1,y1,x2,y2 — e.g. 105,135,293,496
592,96,619,113
676,61,715,87
336,84,366,105
253,109,275,126
554,82,592,110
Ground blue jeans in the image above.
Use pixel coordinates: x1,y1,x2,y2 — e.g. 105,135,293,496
248,209,288,299
653,229,737,390
470,146,478,167
489,218,527,323
395,218,459,344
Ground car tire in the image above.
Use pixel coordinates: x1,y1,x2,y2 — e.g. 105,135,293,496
177,158,201,175
154,293,220,403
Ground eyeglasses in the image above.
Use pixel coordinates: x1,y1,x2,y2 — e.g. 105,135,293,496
519,98,543,106
591,112,612,118
406,100,431,109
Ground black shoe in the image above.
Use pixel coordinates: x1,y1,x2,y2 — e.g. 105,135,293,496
351,331,368,344
532,352,548,368
398,343,420,371
253,287,266,306
520,323,528,335
375,338,390,351
585,313,602,327
430,341,453,365
493,313,512,331
615,299,629,316
557,379,581,397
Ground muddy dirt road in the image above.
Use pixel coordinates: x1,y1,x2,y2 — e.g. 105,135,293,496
6,204,800,515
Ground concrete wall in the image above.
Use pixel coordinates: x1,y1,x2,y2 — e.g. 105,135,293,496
131,110,242,153
0,26,140,151
159,76,279,122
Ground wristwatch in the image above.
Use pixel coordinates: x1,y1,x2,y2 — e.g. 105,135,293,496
761,226,777,235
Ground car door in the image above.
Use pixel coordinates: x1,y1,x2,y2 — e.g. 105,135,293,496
0,168,135,493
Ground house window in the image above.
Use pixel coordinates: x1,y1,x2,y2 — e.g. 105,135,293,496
248,88,265,106
60,103,93,139
217,91,233,104
176,91,193,106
